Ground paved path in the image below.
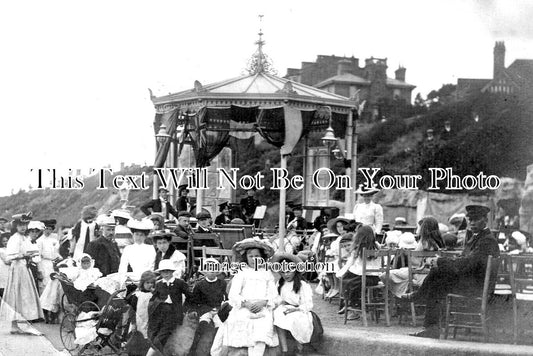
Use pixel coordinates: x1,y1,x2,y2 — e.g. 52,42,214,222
0,319,61,356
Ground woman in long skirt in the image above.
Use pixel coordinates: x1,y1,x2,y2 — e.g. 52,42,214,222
0,213,44,334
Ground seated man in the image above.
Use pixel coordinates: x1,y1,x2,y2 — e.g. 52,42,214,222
402,205,500,338
141,188,179,221
196,211,213,233
287,205,307,231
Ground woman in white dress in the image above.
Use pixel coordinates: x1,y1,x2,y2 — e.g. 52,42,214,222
37,219,60,291
0,213,44,334
272,253,313,356
212,237,278,356
118,219,155,284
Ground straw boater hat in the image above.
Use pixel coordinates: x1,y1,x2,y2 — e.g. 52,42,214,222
156,259,176,272
327,217,351,235
127,218,154,233
112,209,131,221
355,184,379,195
232,237,275,258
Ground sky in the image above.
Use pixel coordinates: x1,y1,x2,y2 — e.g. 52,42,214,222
0,0,532,196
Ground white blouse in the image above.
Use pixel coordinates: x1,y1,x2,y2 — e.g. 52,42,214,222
276,280,313,312
37,235,60,260
119,243,156,281
352,201,383,232
228,267,277,309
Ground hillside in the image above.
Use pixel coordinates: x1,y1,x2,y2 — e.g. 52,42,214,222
1,92,530,226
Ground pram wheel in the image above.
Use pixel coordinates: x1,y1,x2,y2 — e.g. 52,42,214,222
60,313,78,351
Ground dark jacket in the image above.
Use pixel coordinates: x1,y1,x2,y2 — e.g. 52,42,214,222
140,199,179,220
175,196,189,213
439,227,500,294
86,237,121,276
72,221,100,253
186,278,227,316
148,278,190,325
214,213,231,226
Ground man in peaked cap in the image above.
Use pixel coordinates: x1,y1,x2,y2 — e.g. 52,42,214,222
403,205,499,338
140,187,179,221
239,188,260,225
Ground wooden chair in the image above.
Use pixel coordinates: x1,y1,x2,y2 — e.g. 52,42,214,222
493,253,512,297
212,228,246,249
405,249,441,326
444,255,500,341
201,246,236,263
509,254,533,344
344,249,392,326
220,224,255,239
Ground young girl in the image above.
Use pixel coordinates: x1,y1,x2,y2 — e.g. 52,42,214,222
212,238,278,356
128,270,156,338
0,213,44,334
273,253,314,356
0,233,10,298
339,225,381,320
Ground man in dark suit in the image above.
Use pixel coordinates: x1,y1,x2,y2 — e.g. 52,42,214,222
403,205,500,338
147,260,191,354
141,187,179,220
71,206,99,260
86,215,121,277
239,188,260,225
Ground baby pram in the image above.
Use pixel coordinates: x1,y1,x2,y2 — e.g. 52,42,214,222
56,271,133,355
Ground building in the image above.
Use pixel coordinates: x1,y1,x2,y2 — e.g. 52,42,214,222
285,55,416,120
456,41,533,100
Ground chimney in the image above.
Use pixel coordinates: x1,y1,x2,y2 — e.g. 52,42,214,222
337,59,352,75
395,66,406,81
493,41,505,79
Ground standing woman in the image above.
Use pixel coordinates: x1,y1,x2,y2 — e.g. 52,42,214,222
0,213,44,334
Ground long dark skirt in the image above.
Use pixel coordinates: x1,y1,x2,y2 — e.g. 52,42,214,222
342,272,380,308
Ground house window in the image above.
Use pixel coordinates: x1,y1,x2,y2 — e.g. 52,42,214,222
393,89,401,99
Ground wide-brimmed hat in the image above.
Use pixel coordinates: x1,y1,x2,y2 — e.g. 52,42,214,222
448,213,466,225
28,221,45,231
178,184,189,194
12,212,32,224
112,209,131,220
156,259,176,272
385,230,401,246
322,232,339,240
41,219,57,229
296,250,314,262
511,231,527,246
232,237,274,258
398,232,417,249
127,218,154,232
96,214,116,227
355,185,379,195
327,217,350,235
271,252,303,264
150,230,176,242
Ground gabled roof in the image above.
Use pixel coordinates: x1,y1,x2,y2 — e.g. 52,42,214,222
152,71,353,107
507,59,533,83
314,73,371,88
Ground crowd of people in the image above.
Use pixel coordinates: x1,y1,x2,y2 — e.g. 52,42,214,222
0,184,531,355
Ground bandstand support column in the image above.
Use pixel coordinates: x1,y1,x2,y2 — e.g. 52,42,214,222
278,153,288,251
345,110,353,214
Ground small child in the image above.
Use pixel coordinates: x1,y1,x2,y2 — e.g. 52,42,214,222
146,259,191,356
128,271,156,338
73,254,102,292
187,258,228,355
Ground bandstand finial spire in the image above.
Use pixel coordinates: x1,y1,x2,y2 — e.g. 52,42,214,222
246,14,276,75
